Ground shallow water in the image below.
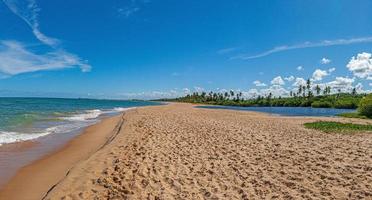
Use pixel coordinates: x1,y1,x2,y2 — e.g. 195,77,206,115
0,98,160,146
197,105,356,117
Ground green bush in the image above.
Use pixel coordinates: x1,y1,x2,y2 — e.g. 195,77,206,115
358,94,372,117
311,100,333,108
334,97,360,109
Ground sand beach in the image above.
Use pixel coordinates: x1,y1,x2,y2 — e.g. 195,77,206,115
0,103,371,199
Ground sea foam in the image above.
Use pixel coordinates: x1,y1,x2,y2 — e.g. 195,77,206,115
0,131,51,146
62,109,103,121
0,107,135,146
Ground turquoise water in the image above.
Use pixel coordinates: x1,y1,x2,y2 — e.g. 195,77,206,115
197,105,355,117
0,98,160,145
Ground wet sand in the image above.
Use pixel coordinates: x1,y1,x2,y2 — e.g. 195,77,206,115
0,114,124,200
1,103,371,199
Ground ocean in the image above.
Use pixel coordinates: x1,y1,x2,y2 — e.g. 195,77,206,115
0,97,160,146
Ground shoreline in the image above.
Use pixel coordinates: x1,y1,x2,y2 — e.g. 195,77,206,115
0,110,127,199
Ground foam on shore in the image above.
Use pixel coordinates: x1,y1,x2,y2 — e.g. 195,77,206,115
0,107,134,146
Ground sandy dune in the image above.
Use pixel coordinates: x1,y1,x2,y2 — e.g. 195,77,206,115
43,103,371,199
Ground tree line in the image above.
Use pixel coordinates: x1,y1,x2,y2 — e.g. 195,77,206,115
158,79,364,109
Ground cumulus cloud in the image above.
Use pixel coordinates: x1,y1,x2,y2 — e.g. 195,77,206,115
284,76,295,82
320,57,331,64
194,86,205,93
327,77,354,91
328,67,336,73
231,36,372,60
346,52,372,79
292,77,306,87
297,66,303,71
355,83,364,92
253,80,266,87
312,69,329,81
0,41,91,75
271,76,285,85
259,85,289,97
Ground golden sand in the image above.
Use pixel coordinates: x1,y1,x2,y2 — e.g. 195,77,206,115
1,103,371,199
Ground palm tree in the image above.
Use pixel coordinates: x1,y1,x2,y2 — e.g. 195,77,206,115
302,85,306,97
306,79,311,91
352,88,357,96
230,90,234,99
315,85,321,96
298,85,302,96
224,92,229,100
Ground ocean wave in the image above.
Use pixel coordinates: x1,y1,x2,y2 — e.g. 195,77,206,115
0,107,135,146
112,107,136,112
62,109,103,121
0,121,95,146
0,130,51,146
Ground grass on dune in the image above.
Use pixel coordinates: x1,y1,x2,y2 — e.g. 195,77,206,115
337,112,370,119
304,121,372,133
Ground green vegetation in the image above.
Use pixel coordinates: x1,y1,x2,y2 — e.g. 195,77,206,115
358,94,372,117
157,79,372,120
337,112,370,119
158,78,365,110
304,121,372,133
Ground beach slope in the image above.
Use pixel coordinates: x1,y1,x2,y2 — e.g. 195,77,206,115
0,114,124,200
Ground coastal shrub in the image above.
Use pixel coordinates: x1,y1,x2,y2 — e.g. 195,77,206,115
358,94,372,117
337,112,369,119
334,97,360,109
311,101,332,108
305,121,372,133
300,100,312,107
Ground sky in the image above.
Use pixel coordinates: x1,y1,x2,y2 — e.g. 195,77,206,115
0,0,372,99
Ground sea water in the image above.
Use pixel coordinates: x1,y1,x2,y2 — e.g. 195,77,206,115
197,105,355,117
0,97,160,146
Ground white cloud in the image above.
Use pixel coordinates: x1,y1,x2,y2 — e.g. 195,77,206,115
292,77,306,87
320,57,331,64
346,52,372,79
0,41,91,75
312,69,329,81
284,75,295,82
253,80,266,87
118,7,140,18
247,89,259,98
194,86,205,93
231,36,372,60
259,85,289,97
117,0,150,18
1,0,91,76
297,66,303,71
355,83,363,92
217,47,238,55
3,0,59,46
327,77,354,91
328,67,336,73
271,76,285,85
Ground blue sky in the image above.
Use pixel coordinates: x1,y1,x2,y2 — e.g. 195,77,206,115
0,0,372,99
